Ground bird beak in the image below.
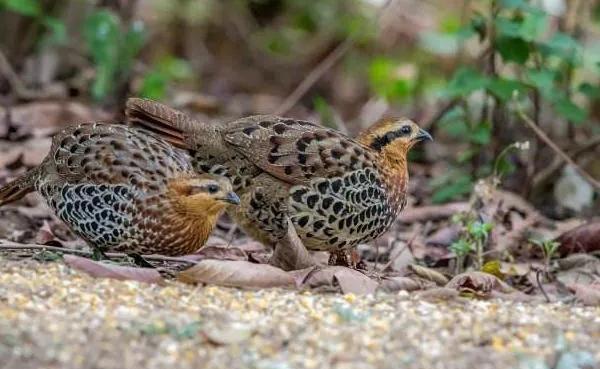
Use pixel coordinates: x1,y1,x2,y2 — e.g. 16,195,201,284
415,128,433,142
221,191,240,205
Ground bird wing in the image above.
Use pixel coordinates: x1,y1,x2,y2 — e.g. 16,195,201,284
125,98,197,149
222,115,377,186
46,123,194,190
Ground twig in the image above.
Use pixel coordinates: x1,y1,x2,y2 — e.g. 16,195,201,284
273,1,393,116
534,267,551,303
532,135,600,189
0,49,62,100
515,105,600,190
274,38,353,116
0,242,198,265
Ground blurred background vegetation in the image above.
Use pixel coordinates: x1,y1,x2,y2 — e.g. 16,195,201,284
0,0,598,218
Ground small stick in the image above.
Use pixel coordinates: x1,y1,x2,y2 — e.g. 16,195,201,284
534,267,551,303
516,105,600,190
0,242,198,265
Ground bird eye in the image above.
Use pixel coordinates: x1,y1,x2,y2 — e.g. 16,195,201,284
206,184,219,194
401,125,412,135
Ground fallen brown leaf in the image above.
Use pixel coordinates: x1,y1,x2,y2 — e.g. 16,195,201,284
446,271,516,296
184,245,248,262
300,266,378,295
269,218,316,271
63,255,163,284
556,221,600,256
177,259,295,289
568,283,600,306
407,264,449,286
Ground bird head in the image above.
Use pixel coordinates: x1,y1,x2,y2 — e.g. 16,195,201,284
358,118,432,158
168,174,240,216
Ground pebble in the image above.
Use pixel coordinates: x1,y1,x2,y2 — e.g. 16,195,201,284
0,259,599,369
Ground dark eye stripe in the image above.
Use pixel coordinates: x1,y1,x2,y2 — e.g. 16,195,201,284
369,126,412,151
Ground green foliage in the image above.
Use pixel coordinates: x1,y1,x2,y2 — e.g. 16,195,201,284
84,10,146,101
429,170,473,203
139,57,193,100
1,0,67,47
419,0,598,202
368,58,415,102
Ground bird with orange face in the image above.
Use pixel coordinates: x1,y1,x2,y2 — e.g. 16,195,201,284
125,98,432,265
0,123,240,257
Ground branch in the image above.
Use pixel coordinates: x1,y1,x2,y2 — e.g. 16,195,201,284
273,0,393,116
515,106,600,190
0,242,198,265
274,38,353,116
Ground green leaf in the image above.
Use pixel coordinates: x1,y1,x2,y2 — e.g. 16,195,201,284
2,0,41,16
41,17,67,46
468,121,492,145
431,174,473,203
368,57,414,101
526,68,555,95
555,97,587,124
539,32,582,66
579,82,600,99
445,67,489,98
120,20,146,72
495,11,547,41
495,36,529,64
139,71,167,100
487,78,528,101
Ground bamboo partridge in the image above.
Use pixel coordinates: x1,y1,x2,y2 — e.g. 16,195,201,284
125,98,431,262
0,122,240,256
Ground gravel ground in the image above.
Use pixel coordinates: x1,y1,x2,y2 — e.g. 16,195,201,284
0,258,599,369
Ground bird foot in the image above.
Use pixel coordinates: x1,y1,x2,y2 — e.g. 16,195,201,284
328,249,366,270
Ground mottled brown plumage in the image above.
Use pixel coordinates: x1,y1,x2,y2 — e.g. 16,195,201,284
125,98,431,257
0,123,239,256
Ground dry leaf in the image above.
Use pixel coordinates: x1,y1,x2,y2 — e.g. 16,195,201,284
270,218,316,271
63,255,163,284
556,222,600,256
184,245,248,261
568,284,600,306
177,259,295,289
446,271,516,296
407,264,449,286
301,266,378,295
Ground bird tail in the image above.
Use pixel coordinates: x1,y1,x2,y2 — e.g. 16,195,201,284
0,168,39,206
125,98,205,150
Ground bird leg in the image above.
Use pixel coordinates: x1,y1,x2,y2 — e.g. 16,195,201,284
127,253,156,268
270,218,317,271
90,246,110,261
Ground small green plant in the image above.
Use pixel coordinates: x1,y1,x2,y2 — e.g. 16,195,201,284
83,9,146,101
449,238,473,274
450,213,494,273
531,238,560,269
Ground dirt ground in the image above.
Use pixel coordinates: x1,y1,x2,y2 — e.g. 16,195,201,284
1,258,598,369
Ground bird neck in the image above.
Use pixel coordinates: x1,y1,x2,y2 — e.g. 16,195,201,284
375,145,409,210
164,207,221,253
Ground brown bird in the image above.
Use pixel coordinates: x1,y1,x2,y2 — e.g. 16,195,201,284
125,98,431,264
0,122,240,256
